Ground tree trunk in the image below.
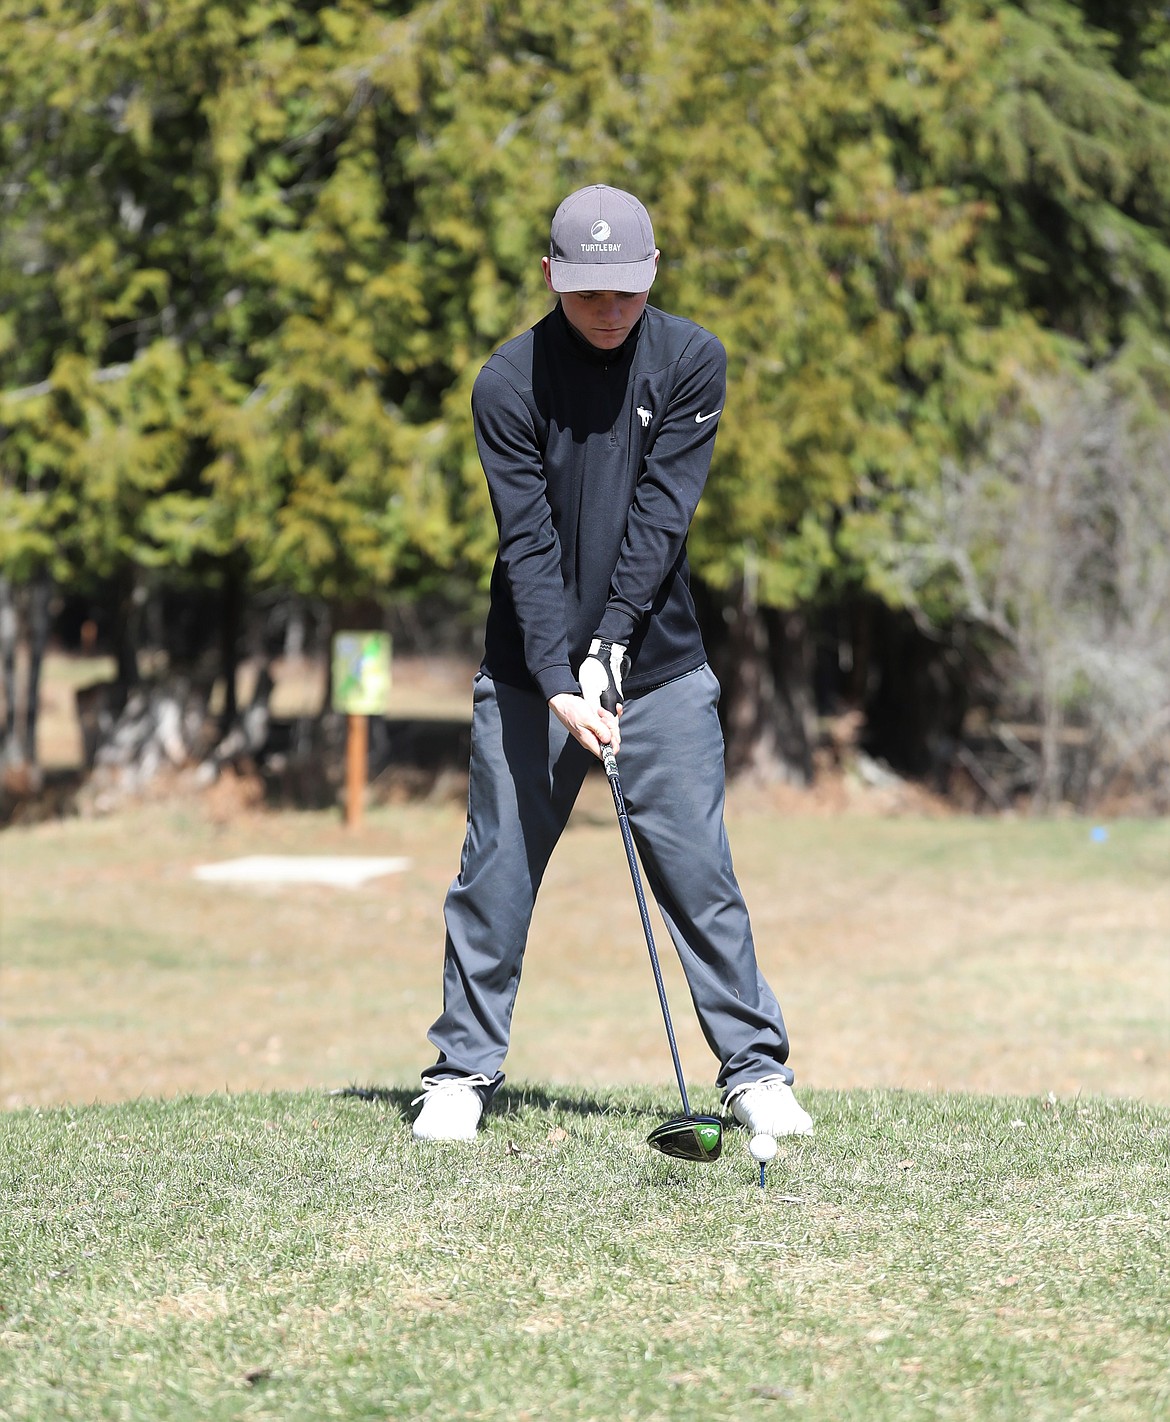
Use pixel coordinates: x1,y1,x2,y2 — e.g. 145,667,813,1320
0,578,16,755
701,577,817,785
219,558,245,731
21,575,51,765
1036,680,1065,811
0,573,53,768
860,601,972,794
114,566,142,695
79,677,214,813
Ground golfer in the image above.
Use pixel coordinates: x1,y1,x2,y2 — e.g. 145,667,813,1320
412,184,812,1143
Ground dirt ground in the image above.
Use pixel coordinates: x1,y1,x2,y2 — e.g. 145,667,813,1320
2,654,1168,1112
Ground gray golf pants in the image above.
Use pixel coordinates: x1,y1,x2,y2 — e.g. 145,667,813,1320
424,665,794,1100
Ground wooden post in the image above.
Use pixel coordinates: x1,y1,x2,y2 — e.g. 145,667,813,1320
345,713,368,830
332,630,390,827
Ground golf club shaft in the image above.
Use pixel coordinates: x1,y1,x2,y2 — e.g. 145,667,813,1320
601,743,693,1121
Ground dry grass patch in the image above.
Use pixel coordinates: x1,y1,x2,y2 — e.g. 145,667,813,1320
3,789,1169,1113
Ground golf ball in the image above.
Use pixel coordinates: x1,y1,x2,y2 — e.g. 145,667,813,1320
749,1133,777,1163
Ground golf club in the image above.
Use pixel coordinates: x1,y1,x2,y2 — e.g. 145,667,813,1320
599,690,722,1163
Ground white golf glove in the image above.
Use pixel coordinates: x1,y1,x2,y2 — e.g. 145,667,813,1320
577,638,628,714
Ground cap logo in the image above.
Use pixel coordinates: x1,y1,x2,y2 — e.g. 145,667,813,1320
548,185,657,292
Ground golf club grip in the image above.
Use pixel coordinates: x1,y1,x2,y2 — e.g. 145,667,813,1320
600,685,619,776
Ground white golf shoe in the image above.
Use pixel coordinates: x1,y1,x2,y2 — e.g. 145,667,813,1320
725,1075,813,1137
411,1074,494,1141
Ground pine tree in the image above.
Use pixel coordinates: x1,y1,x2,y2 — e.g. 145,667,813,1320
3,0,1169,784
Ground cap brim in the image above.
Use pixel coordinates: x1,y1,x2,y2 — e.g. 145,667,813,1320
549,257,658,294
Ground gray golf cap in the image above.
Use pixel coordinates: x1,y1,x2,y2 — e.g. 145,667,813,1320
547,184,658,293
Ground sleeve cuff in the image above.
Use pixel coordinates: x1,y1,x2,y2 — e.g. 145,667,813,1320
535,665,581,702
595,609,637,648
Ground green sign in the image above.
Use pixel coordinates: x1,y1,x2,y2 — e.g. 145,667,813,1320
332,632,392,715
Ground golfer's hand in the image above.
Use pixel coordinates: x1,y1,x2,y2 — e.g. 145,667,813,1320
549,692,621,760
577,639,628,716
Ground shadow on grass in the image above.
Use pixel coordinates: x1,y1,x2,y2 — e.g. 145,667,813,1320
329,1082,691,1124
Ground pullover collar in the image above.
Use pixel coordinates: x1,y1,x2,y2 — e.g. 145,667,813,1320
554,301,644,366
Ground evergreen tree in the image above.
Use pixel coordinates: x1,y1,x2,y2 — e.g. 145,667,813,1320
2,0,1168,785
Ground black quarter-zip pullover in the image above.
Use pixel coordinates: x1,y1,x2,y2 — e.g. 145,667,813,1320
472,302,726,701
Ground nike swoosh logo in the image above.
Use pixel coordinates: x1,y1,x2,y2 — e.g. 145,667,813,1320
695,410,722,423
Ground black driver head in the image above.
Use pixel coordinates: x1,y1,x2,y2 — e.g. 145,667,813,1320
647,1114,723,1162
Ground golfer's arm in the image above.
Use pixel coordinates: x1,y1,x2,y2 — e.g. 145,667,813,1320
596,339,726,648
473,368,578,700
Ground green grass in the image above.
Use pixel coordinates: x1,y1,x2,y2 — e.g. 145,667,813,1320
2,1086,1168,1421
3,797,1168,1416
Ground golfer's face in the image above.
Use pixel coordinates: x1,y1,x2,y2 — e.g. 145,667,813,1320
542,257,653,350
557,288,650,350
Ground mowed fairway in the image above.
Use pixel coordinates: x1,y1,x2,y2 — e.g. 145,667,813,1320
1,788,1169,1420
1,1088,1167,1421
